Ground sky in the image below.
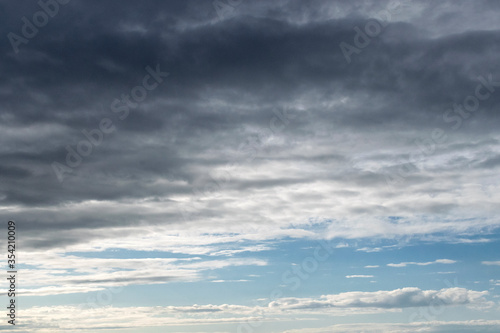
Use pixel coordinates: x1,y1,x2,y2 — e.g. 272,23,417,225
1,0,500,332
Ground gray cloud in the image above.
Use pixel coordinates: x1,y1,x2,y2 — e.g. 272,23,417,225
2,0,500,249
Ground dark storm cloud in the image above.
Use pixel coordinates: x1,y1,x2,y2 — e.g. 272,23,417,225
2,0,500,246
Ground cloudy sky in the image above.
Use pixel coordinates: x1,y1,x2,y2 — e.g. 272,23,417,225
2,0,500,332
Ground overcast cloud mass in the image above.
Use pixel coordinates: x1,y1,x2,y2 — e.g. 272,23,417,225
1,0,500,332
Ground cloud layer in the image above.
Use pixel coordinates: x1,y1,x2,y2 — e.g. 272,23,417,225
1,0,500,252
14,288,494,331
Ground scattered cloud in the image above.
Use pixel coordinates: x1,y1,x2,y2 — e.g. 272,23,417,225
490,280,500,286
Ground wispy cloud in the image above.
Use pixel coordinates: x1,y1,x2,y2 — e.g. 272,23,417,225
210,279,250,283
356,247,382,253
19,252,267,296
346,275,374,278
282,320,500,333
387,259,457,268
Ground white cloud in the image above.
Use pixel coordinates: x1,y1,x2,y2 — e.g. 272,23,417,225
211,279,250,283
346,275,374,278
19,305,265,331
387,259,457,267
282,320,500,333
483,261,500,266
268,287,491,311
452,238,493,244
19,252,267,296
490,280,500,286
365,265,379,268
356,247,382,252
